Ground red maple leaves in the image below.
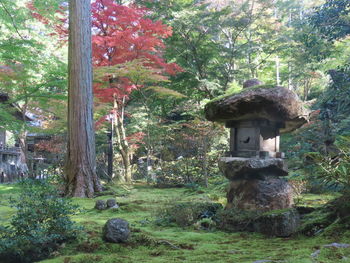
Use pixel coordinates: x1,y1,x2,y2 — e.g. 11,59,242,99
28,0,181,149
91,0,181,102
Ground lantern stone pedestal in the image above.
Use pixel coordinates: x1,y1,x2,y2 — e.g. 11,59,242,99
205,79,309,236
220,157,292,211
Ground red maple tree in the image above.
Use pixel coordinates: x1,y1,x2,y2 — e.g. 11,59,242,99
91,0,181,182
28,0,181,182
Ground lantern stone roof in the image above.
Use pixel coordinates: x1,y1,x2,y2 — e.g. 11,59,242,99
204,85,309,133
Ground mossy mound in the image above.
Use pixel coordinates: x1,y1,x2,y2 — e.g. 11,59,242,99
157,202,223,227
216,208,300,237
254,208,300,237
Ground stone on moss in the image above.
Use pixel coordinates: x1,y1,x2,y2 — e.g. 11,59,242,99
106,198,117,208
253,208,300,237
103,218,130,243
217,208,300,237
215,208,260,232
95,200,107,210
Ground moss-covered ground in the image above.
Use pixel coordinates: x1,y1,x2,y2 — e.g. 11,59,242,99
1,182,350,263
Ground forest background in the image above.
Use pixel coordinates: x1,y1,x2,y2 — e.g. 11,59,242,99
0,0,350,263
0,0,349,190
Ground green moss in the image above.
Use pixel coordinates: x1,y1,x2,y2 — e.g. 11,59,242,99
1,183,350,263
261,208,292,216
299,193,340,208
207,84,277,104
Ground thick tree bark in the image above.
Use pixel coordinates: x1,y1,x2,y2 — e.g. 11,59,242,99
65,0,102,197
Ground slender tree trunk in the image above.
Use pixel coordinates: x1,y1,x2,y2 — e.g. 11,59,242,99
276,56,280,85
113,95,132,183
107,121,113,180
18,105,28,179
202,137,208,188
18,129,28,178
288,62,292,90
65,0,102,197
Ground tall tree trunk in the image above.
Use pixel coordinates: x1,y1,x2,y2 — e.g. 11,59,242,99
65,0,101,197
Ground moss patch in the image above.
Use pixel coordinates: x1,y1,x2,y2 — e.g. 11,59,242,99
1,183,350,263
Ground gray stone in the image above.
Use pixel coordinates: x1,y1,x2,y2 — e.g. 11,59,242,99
106,198,117,208
311,250,321,258
253,209,300,237
204,86,309,133
95,200,107,210
219,157,288,180
226,177,294,211
110,204,120,210
243,78,263,89
323,243,350,248
103,218,130,243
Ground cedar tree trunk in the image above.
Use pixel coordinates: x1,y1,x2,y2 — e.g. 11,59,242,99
65,0,102,197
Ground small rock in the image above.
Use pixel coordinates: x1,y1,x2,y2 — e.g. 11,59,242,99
95,200,107,210
323,243,350,248
110,204,120,210
106,198,117,208
311,249,321,258
103,218,130,243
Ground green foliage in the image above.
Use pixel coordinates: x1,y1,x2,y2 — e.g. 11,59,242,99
0,179,80,263
319,64,350,128
309,0,350,41
309,136,350,190
155,158,202,186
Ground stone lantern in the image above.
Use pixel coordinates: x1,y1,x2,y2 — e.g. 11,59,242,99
205,80,309,212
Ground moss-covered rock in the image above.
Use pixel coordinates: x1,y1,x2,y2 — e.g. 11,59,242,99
253,208,300,237
216,208,300,237
215,208,261,232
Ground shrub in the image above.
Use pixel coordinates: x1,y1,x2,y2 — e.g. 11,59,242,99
0,179,81,263
289,179,308,204
155,201,223,227
308,136,350,191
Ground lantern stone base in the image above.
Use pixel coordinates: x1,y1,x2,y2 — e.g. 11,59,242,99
226,177,294,211
220,157,293,211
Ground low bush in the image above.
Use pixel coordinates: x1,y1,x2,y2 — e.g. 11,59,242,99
0,178,81,263
155,201,223,227
215,208,261,232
